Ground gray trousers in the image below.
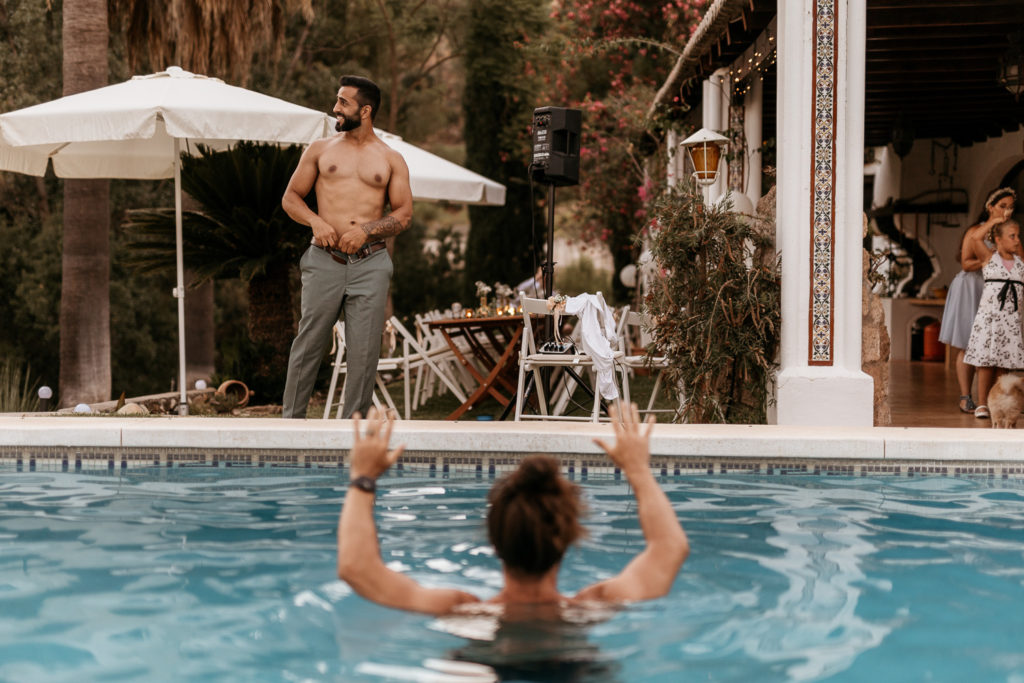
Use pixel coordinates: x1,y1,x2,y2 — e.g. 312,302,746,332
282,245,392,419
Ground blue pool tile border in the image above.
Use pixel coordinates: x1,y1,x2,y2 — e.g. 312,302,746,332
4,446,1024,479
4,416,1024,478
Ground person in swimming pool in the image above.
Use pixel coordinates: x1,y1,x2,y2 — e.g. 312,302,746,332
336,403,689,614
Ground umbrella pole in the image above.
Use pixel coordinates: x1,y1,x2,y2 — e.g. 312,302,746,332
173,138,188,415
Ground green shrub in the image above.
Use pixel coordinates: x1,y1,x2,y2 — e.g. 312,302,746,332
555,255,612,298
647,186,780,423
0,358,40,413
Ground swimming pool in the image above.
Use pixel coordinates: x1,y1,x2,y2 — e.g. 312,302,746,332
1,467,1023,682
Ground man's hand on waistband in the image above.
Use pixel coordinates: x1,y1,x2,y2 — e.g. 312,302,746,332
336,227,369,253
311,217,338,249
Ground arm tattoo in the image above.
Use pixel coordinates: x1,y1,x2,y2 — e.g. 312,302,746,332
361,215,406,239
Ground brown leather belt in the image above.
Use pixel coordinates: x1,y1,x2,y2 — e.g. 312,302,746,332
313,241,386,264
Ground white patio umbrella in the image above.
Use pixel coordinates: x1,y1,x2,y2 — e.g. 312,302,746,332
0,66,506,414
376,129,506,205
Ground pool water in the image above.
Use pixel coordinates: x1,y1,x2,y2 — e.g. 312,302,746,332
2,468,1024,682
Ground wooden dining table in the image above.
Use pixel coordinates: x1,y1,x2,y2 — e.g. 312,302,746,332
426,314,526,420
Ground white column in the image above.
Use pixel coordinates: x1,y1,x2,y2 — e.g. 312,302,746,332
666,129,682,188
775,0,873,426
703,68,730,202
744,75,763,207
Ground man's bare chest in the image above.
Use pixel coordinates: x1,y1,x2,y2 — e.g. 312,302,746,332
318,144,391,190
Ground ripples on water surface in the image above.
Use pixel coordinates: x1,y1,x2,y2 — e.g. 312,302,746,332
1,469,1024,682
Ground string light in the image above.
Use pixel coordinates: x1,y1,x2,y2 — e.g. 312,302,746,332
729,49,776,97
725,16,777,98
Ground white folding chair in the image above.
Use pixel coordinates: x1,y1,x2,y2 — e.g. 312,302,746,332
514,293,627,422
323,321,403,419
413,311,476,402
390,316,468,415
323,316,468,420
618,309,675,416
322,321,348,420
550,304,637,416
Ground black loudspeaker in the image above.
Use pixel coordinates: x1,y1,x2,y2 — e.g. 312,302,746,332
531,106,581,186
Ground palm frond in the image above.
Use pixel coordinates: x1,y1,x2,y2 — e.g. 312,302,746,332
110,1,314,85
121,142,310,283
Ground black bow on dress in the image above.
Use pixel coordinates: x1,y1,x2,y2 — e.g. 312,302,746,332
985,278,1023,312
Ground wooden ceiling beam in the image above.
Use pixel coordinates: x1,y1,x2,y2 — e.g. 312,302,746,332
866,62,998,75
864,87,1013,97
865,56,996,66
866,74,998,84
867,25,1006,40
864,121,1024,137
867,82,1020,93
865,45,1004,55
868,8,1023,30
865,110,1024,121
869,0,1024,10
865,110,1024,122
864,126,1023,147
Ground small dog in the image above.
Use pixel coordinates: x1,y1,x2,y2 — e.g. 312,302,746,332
987,374,1024,429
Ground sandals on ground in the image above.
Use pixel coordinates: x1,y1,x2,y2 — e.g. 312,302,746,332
959,395,977,413
975,405,990,419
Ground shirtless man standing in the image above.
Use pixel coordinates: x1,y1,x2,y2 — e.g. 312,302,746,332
281,75,413,419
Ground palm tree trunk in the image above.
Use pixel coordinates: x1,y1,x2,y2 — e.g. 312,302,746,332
247,261,295,383
59,0,109,407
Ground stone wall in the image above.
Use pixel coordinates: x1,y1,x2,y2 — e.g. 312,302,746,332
863,235,892,425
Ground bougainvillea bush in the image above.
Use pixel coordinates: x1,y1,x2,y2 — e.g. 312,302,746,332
528,0,707,301
646,186,780,424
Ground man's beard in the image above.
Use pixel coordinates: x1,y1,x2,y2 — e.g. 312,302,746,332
335,113,361,132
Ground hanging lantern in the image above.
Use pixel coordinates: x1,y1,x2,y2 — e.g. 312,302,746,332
890,112,915,159
680,128,729,187
998,31,1024,101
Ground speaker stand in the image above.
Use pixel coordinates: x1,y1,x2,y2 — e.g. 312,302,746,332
541,183,556,341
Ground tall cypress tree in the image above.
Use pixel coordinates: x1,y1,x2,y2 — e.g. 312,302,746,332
462,0,547,291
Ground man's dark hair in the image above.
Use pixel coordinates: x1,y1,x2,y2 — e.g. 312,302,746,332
339,75,381,121
487,455,586,577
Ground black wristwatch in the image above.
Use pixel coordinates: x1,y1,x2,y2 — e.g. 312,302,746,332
349,475,377,493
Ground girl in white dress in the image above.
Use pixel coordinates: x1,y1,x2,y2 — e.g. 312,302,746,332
964,219,1024,419
939,187,1016,413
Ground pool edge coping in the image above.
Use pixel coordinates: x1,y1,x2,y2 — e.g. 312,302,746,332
1,415,1023,463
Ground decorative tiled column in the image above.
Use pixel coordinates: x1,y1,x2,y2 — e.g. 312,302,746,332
776,0,874,425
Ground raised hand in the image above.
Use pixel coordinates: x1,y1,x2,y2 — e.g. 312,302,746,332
593,402,656,478
577,402,688,603
350,407,405,479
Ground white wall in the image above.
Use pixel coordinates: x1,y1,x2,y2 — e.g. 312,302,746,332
872,129,1024,290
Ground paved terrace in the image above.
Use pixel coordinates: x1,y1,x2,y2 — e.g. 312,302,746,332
2,416,1023,477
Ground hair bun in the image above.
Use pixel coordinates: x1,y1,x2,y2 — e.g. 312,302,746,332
510,455,561,495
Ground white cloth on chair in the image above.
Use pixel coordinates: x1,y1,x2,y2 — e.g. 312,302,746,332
565,293,619,400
